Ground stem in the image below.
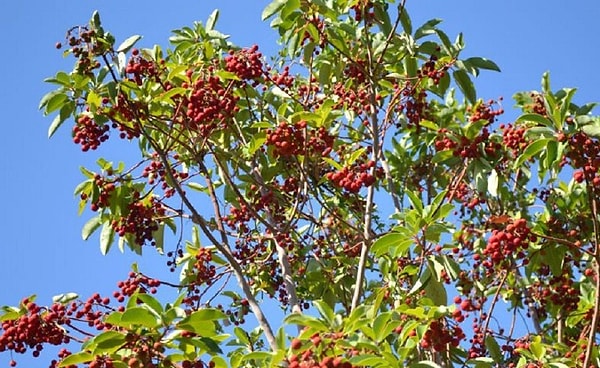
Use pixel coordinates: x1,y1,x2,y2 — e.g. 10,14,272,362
351,26,380,311
584,189,600,367
145,135,279,352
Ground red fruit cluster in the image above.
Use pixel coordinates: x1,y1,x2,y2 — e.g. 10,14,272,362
350,0,375,23
501,123,529,157
481,218,535,270
344,59,368,85
398,88,430,130
420,320,465,352
332,82,372,115
73,114,109,151
192,247,216,286
182,69,239,137
326,160,377,193
125,49,159,86
266,121,334,157
419,54,449,85
62,27,104,75
0,300,69,360
111,194,165,246
435,127,501,160
141,154,188,198
467,99,504,124
87,174,116,212
224,45,263,83
114,272,161,301
270,66,295,88
68,293,112,331
525,93,548,117
567,132,600,188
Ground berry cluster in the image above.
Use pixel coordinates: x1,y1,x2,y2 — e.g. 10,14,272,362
114,272,161,301
567,132,600,188
332,82,372,115
192,247,216,286
326,160,377,193
287,333,355,368
467,99,504,124
420,319,465,352
59,27,105,75
525,93,548,117
72,114,109,151
141,154,189,198
224,45,263,83
481,218,535,270
501,123,529,157
270,66,295,89
87,174,116,212
181,69,239,137
0,300,69,359
435,127,502,160
111,194,165,246
266,121,334,157
419,54,449,86
343,59,368,85
350,0,375,23
125,49,160,86
398,87,430,130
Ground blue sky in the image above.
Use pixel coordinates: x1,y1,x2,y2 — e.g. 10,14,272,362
0,1,599,366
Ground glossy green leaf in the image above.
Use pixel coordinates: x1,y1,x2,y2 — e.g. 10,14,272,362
206,9,219,31
52,292,78,304
100,221,115,255
82,216,102,240
464,57,501,72
516,113,554,128
582,124,600,137
485,335,502,362
414,18,442,39
90,330,127,354
371,232,412,257
513,138,551,169
262,0,287,20
453,69,476,104
58,352,93,367
116,35,142,53
121,306,161,328
284,313,328,331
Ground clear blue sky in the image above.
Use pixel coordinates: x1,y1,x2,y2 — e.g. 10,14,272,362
0,1,598,366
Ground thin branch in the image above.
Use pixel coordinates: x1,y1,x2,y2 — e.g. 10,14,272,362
142,132,279,352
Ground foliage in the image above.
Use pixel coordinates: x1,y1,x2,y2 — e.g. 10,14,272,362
3,0,600,367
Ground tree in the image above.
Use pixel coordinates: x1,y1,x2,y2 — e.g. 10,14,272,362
3,0,600,367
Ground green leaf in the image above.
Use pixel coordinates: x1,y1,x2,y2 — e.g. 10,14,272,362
134,293,164,315
371,232,412,257
529,335,545,360
513,138,551,169
487,169,499,197
91,330,127,354
485,335,503,362
406,190,423,214
52,293,79,304
414,18,442,39
464,57,501,72
58,352,93,367
116,35,142,53
121,306,161,328
262,0,287,20
516,113,554,128
82,216,102,240
410,362,442,368
178,308,226,336
453,69,476,104
582,124,600,138
313,300,335,326
284,313,328,331
206,9,219,31
100,221,115,255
